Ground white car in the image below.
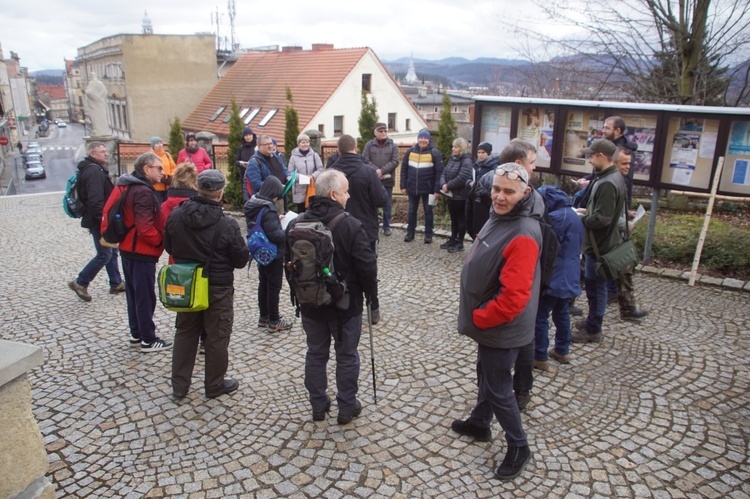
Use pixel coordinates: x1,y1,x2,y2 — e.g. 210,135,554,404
57,121,67,128
25,160,46,179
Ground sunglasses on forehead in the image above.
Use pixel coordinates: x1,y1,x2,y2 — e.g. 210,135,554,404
494,166,528,185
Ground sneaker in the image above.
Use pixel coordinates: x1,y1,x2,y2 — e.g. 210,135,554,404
383,228,392,236
450,419,492,442
109,282,126,294
569,305,584,316
447,242,464,253
424,234,433,244
404,233,415,242
206,378,239,399
621,309,649,322
257,317,269,328
533,359,549,371
68,280,91,302
312,397,331,421
440,238,456,249
549,349,571,364
141,338,172,352
370,307,380,325
129,337,141,347
267,318,293,332
337,399,362,425
571,329,602,344
495,445,532,481
515,391,531,412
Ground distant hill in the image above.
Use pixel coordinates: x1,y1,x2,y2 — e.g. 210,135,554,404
383,56,531,88
30,70,64,86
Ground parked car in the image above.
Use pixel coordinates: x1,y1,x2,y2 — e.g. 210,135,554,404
25,160,46,179
26,145,42,158
24,152,43,164
57,121,67,128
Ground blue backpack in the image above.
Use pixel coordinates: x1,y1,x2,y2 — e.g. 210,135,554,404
63,171,84,218
247,206,278,266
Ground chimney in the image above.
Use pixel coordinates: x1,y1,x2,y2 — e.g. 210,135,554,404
281,46,304,53
311,43,334,52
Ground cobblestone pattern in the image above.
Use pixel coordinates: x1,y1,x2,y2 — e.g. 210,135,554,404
1,193,749,497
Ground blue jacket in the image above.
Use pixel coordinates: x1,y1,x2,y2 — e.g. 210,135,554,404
537,186,584,299
400,141,443,195
244,151,290,201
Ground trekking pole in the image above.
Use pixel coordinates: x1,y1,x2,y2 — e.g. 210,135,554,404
366,302,378,404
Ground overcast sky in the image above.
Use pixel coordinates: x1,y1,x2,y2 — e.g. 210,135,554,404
0,0,552,72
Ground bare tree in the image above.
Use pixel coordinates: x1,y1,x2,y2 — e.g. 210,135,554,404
501,0,750,105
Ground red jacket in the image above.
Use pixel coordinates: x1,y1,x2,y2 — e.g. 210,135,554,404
101,172,163,261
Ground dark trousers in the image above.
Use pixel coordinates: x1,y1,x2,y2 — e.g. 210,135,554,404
121,256,157,343
368,240,379,311
172,285,234,396
302,313,362,414
535,295,572,358
381,186,393,230
583,253,607,333
447,198,467,243
407,194,434,236
513,340,534,394
468,344,528,446
258,258,284,321
77,228,122,287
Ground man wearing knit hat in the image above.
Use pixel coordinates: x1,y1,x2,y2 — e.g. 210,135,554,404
150,137,176,203
178,132,213,173
363,122,400,237
400,130,443,243
165,169,250,399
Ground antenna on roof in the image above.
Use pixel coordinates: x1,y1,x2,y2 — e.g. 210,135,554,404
228,0,240,51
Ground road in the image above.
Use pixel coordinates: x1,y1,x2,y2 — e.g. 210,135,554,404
16,123,85,195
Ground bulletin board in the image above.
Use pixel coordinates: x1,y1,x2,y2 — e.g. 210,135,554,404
478,105,513,154
659,117,719,190
560,110,605,174
517,107,556,169
622,114,659,182
718,121,750,196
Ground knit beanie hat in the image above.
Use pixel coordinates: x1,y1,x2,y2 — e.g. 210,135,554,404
418,130,430,140
185,132,197,142
478,142,493,154
150,136,162,148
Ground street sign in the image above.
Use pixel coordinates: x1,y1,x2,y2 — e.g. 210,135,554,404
0,137,9,146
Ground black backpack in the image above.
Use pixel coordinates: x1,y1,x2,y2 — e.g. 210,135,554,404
285,212,348,315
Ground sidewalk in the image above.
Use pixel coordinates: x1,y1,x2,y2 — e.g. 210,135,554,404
1,192,748,497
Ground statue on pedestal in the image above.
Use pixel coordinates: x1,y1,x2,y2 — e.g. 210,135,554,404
85,73,109,137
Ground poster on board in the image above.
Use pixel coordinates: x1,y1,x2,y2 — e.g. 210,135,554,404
480,105,512,152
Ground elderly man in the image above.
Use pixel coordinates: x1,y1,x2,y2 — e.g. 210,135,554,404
363,122,400,236
573,139,627,343
165,170,249,399
452,163,543,481
69,141,124,302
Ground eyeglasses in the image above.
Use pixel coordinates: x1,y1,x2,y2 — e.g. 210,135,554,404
148,164,164,171
495,166,527,185
259,142,273,146
93,149,108,155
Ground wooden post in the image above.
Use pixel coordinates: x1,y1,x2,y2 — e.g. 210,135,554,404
689,157,725,286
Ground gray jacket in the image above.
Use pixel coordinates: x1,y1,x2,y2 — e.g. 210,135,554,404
362,138,400,188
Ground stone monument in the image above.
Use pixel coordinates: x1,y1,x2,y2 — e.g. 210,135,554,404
84,72,109,137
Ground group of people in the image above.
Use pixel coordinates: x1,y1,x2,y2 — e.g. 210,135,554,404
66,116,648,480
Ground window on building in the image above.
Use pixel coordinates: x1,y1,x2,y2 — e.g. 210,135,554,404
434,107,438,113
334,115,344,136
239,108,249,118
318,124,325,136
405,118,411,131
454,106,458,112
258,109,278,127
244,108,261,125
362,74,372,93
209,106,226,122
388,113,397,131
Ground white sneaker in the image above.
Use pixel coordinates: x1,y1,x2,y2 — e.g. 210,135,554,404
141,338,172,352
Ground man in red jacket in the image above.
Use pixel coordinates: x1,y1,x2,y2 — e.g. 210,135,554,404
105,152,170,352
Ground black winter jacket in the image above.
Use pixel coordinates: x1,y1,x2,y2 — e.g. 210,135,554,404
243,195,286,261
331,153,388,243
164,197,249,287
400,142,443,195
77,157,114,230
440,153,474,200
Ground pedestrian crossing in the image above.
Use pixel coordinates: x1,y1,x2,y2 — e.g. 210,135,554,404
37,145,79,152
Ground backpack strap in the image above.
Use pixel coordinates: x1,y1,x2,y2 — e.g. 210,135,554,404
253,206,268,228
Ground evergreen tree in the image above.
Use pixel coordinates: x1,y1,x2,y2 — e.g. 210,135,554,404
357,92,379,153
284,86,300,163
223,99,244,209
437,93,458,161
168,116,184,159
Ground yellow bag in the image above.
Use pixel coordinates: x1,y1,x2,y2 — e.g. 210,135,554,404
158,263,209,312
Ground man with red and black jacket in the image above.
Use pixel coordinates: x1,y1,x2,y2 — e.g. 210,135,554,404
102,152,169,352
68,141,124,302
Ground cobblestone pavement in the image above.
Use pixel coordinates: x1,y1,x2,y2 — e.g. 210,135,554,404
2,193,749,498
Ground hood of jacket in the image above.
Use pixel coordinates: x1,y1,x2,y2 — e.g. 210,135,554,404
176,196,224,231
331,152,364,177
116,171,154,189
537,185,572,213
241,127,256,147
305,196,346,224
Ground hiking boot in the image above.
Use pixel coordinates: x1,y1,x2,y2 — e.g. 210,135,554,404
549,349,571,364
574,319,588,331
109,282,126,294
621,309,649,322
337,399,362,425
141,338,172,352
312,398,331,421
533,359,549,371
450,419,492,442
569,305,584,316
257,316,269,328
440,238,456,249
68,280,91,302
571,329,602,344
267,318,293,332
424,234,433,244
370,307,380,325
515,391,531,412
383,228,392,236
404,233,415,242
448,242,464,253
495,445,532,481
206,378,239,399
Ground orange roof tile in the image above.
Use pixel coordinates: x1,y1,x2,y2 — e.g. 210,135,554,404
183,47,370,146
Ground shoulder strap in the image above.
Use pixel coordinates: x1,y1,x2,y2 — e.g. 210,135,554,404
326,212,348,232
253,206,268,227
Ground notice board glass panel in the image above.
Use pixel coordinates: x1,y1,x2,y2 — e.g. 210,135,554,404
561,110,605,174
516,107,556,169
718,121,750,195
479,105,512,153
659,117,719,189
621,114,658,181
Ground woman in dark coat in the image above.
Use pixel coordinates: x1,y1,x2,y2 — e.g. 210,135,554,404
439,138,474,253
465,142,500,241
